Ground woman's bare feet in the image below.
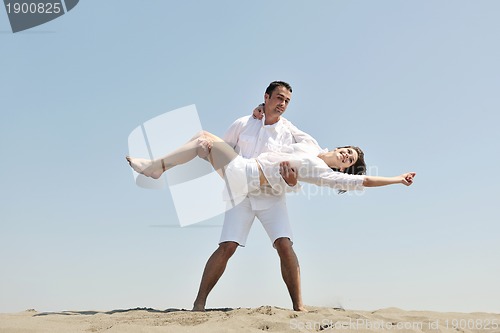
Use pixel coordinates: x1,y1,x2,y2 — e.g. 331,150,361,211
126,156,165,179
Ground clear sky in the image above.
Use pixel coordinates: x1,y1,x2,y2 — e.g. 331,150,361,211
1,0,499,314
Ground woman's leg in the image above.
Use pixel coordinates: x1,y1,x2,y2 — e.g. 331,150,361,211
258,164,270,186
126,131,238,179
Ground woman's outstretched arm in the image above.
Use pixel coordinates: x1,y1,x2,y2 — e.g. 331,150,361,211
362,172,416,187
301,169,416,192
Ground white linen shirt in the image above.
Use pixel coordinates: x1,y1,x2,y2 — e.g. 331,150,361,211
223,115,319,210
257,142,365,193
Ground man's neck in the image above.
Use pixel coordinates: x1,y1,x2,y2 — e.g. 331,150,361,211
264,114,280,125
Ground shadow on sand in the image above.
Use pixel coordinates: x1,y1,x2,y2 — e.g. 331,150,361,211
33,307,235,317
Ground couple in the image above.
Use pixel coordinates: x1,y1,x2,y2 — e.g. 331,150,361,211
127,81,416,312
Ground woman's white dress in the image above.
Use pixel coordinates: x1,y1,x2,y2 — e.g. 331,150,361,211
223,142,365,201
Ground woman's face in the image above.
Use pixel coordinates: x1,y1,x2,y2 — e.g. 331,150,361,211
334,147,358,170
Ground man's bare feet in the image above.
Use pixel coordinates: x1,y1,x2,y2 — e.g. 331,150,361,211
192,303,206,312
126,156,164,179
294,305,308,312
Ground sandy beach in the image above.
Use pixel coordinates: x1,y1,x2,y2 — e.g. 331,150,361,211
1,306,499,333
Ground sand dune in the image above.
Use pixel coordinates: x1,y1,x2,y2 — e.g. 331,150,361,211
1,306,499,333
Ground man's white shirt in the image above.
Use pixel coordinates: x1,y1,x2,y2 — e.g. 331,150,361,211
223,115,321,210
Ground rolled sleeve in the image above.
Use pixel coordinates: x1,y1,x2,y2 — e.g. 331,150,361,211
223,117,245,149
282,118,322,149
318,171,365,191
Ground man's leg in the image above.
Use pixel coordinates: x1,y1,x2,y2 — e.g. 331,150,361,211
192,197,255,311
257,201,307,312
274,237,306,312
192,241,238,311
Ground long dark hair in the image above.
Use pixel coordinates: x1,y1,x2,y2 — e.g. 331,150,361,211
331,146,366,194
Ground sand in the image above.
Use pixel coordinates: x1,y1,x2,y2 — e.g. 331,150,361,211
1,306,499,333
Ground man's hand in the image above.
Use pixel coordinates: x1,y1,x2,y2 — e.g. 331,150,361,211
280,161,298,186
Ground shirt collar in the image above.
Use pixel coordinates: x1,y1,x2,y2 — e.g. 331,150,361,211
261,115,281,128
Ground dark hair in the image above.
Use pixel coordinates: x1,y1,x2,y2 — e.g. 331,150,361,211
331,146,366,194
265,81,292,96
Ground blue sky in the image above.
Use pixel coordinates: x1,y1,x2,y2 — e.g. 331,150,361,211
1,0,499,313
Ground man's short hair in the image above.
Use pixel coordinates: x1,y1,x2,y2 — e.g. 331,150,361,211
265,81,292,96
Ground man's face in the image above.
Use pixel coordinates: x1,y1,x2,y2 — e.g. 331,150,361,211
264,86,292,123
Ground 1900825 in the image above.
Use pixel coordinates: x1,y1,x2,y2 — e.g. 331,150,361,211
444,319,499,330
5,2,62,14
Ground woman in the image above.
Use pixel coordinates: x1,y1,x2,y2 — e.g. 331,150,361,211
126,131,416,200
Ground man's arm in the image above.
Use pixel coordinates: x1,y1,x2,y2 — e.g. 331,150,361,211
222,117,245,149
280,119,320,187
282,118,322,148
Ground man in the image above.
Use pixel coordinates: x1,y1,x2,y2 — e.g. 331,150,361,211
192,81,318,312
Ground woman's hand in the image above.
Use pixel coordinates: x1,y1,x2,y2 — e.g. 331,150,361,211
252,103,265,120
400,172,416,186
